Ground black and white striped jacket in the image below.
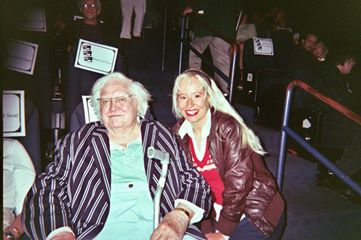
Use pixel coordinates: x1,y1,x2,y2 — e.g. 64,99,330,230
22,120,211,239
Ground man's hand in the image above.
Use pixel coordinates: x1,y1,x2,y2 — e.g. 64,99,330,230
205,232,226,240
150,209,190,240
49,232,76,240
3,214,23,240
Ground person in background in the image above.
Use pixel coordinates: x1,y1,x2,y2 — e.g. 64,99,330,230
302,33,318,52
171,69,286,240
184,0,242,95
22,72,211,240
314,51,360,203
3,138,36,240
119,0,146,40
61,0,124,128
312,41,329,63
235,12,257,75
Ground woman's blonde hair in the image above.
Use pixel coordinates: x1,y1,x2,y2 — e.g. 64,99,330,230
172,69,265,155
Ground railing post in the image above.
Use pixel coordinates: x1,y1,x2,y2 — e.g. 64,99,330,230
228,44,238,103
178,16,186,75
161,1,168,71
277,82,296,190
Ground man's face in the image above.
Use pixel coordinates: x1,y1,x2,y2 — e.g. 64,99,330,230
81,0,100,22
99,79,138,133
339,59,356,75
313,42,328,60
303,34,318,52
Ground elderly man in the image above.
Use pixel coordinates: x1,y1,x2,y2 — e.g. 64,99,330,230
22,72,211,240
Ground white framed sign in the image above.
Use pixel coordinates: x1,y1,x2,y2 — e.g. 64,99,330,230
73,15,84,21
4,39,38,75
74,39,118,75
82,95,100,124
17,8,47,32
3,90,26,137
253,37,274,56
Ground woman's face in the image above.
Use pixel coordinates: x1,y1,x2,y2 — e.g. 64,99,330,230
99,79,138,132
176,77,210,128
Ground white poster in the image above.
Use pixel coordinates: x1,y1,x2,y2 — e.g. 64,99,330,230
82,95,99,124
4,39,38,75
74,39,118,75
3,90,26,137
253,37,274,56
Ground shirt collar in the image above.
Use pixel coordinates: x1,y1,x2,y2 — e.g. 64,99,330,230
109,136,142,151
178,109,211,140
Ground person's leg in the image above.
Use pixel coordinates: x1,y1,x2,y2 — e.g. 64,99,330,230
230,211,286,240
120,0,135,39
133,0,146,37
336,129,361,176
229,217,267,240
209,37,231,94
188,36,211,70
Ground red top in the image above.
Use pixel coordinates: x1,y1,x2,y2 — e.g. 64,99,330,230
189,138,224,204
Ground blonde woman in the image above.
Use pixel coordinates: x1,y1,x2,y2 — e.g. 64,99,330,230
172,69,285,240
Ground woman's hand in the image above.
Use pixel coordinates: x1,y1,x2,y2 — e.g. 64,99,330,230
205,232,227,240
150,209,190,240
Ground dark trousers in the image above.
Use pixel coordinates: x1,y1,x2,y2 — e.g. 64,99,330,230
230,211,286,240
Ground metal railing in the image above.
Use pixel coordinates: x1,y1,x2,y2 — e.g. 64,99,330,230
277,80,361,196
178,14,239,103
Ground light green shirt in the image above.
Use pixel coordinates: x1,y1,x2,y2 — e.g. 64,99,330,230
96,138,154,240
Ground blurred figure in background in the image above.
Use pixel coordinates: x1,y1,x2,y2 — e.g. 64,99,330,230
60,0,124,129
314,51,360,203
312,41,329,62
3,138,36,240
184,0,242,95
119,0,146,40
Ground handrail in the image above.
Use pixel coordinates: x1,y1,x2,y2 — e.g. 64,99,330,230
178,14,239,103
277,80,361,196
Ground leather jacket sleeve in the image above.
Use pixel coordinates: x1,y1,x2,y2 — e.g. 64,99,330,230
209,114,255,235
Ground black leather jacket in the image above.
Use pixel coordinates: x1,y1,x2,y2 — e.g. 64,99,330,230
173,111,284,236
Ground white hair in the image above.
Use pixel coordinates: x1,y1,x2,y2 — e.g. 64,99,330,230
172,69,265,155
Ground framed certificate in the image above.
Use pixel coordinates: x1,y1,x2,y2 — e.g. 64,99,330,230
82,95,100,124
74,39,118,75
2,90,26,137
253,37,274,56
3,39,38,75
17,8,47,32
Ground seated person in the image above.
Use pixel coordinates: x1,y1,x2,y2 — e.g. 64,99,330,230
171,69,286,239
22,72,212,240
312,41,329,63
313,51,360,201
3,138,36,240
286,33,318,76
60,0,124,127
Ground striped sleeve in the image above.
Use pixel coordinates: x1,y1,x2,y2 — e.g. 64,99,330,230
21,124,93,239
